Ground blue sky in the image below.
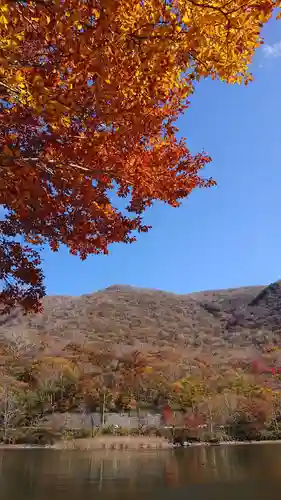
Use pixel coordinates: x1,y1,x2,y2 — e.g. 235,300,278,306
43,16,281,296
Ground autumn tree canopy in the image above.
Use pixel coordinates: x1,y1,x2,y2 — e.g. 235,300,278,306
0,0,279,313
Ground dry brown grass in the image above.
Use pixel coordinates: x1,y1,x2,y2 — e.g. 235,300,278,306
52,435,172,450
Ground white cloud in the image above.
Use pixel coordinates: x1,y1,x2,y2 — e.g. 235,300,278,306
262,40,281,58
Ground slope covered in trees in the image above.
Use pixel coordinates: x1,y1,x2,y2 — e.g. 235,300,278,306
2,280,281,351
0,280,281,382
2,280,281,442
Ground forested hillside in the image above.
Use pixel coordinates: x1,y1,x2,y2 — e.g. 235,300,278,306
1,280,281,443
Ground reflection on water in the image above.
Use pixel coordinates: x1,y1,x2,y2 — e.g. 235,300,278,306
1,444,281,500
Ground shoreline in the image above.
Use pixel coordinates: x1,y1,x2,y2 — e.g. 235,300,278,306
2,437,281,450
181,439,281,447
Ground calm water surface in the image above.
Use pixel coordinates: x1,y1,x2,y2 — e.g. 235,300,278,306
1,444,281,500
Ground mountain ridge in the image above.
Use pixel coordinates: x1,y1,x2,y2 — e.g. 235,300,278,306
1,280,281,389
1,280,281,352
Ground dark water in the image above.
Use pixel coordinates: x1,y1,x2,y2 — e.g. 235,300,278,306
1,444,281,500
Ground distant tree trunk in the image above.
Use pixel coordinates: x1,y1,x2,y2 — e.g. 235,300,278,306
136,388,141,429
101,392,106,426
1,385,20,443
3,386,9,442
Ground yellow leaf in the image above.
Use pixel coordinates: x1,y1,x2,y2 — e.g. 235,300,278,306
61,115,71,127
92,8,100,19
182,15,190,24
15,32,24,41
15,70,24,83
0,14,8,25
105,79,111,84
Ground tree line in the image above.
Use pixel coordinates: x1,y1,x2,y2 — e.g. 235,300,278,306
1,342,281,443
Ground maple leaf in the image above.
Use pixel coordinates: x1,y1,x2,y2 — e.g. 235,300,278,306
0,0,278,313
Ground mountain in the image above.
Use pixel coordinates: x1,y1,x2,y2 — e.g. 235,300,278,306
1,280,281,372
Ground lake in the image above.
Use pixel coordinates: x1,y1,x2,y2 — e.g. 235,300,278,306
1,444,281,500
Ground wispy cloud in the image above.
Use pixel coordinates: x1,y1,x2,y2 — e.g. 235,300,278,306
262,40,281,58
